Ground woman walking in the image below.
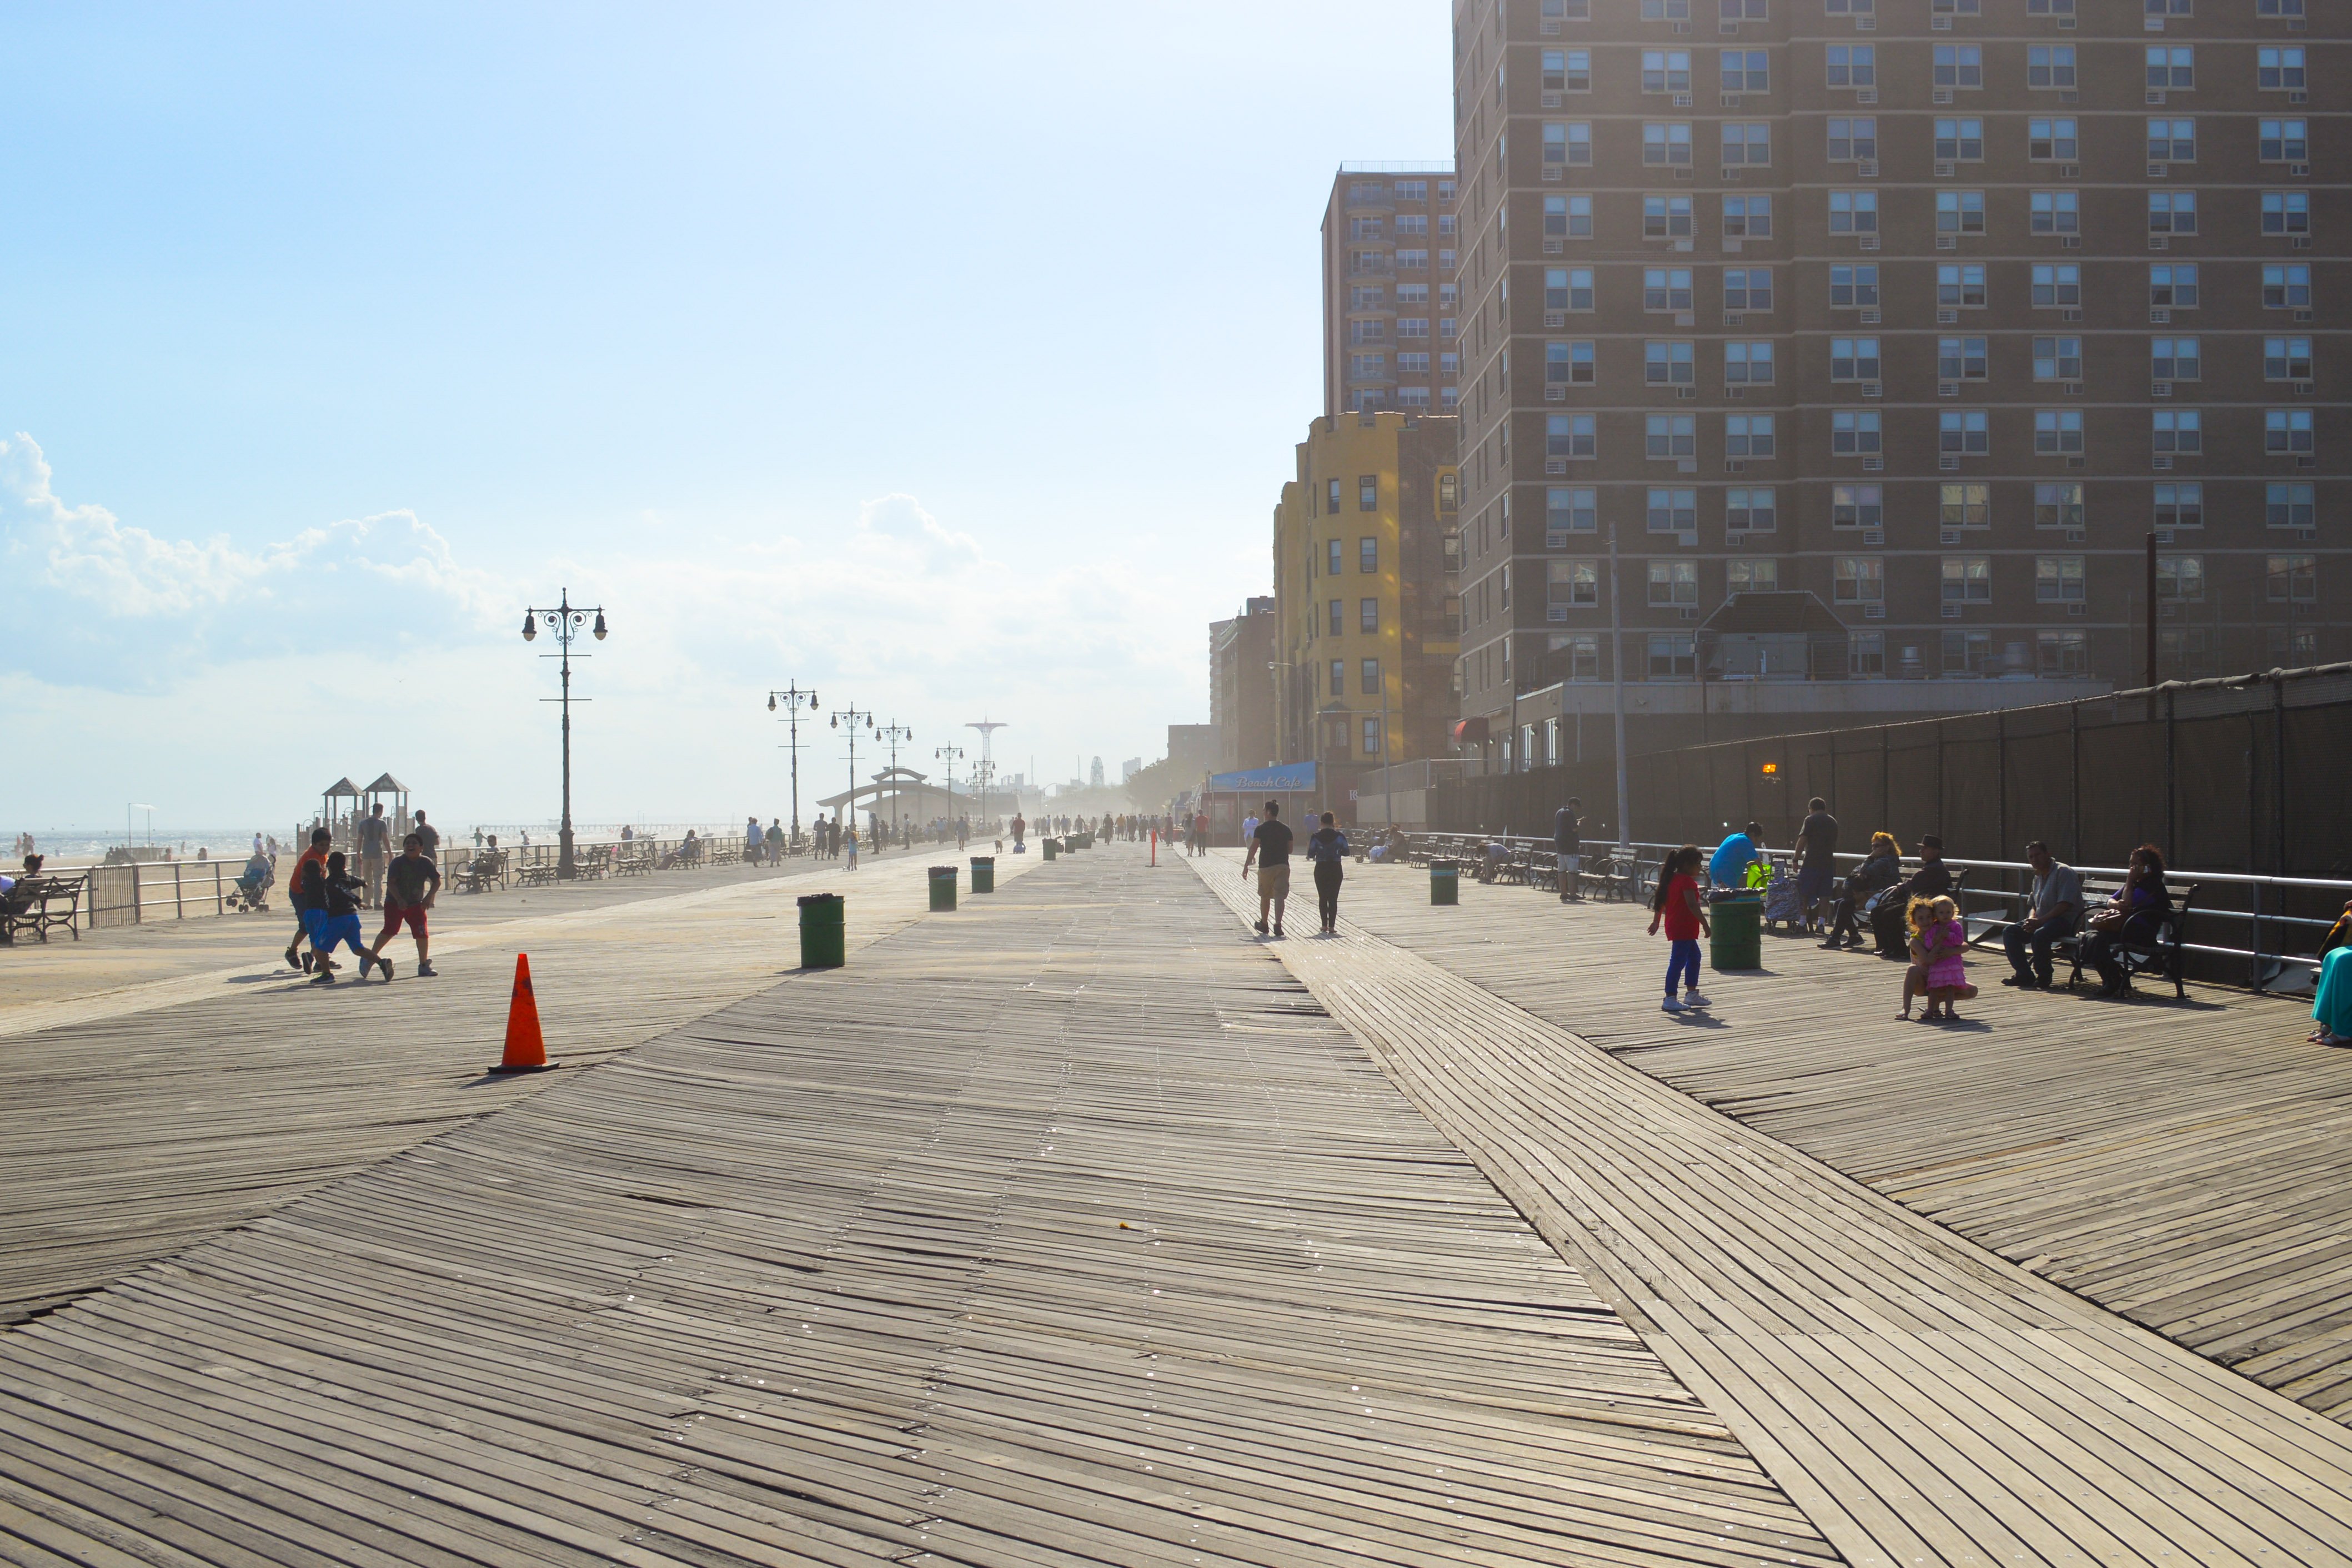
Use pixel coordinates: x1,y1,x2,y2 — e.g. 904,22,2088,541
1306,812,1350,935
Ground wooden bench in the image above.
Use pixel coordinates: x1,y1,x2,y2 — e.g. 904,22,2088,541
2050,880,2200,999
615,850,655,877
452,851,509,894
0,874,87,942
516,861,559,888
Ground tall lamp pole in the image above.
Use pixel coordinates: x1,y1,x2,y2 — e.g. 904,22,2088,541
831,703,875,841
877,721,914,837
935,745,964,830
521,589,608,880
1607,524,1630,853
766,684,819,846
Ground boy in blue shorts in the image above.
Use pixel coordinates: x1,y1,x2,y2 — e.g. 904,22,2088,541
310,851,373,984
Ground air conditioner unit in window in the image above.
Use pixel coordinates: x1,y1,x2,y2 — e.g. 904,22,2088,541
1543,166,1563,182
1721,94,1742,107
2153,455,2173,471
2063,309,2084,323
1674,166,1693,180
1673,20,1692,32
2159,603,2177,620
2065,529,2087,542
1942,455,1963,471
1545,459,1568,475
1859,235,1880,250
2296,381,2315,396
1677,531,1698,546
2294,235,2314,249
2153,381,2172,396
1864,602,1886,617
1541,17,1561,31
1542,92,1563,108
1942,603,1964,619
1681,607,1699,620
2146,90,2166,105
1677,385,1697,399
2298,454,2317,468
2291,163,2310,177
1543,239,1564,255
1933,13,1952,26
1720,18,1741,30
1937,235,1958,251
1861,308,1883,325
2149,236,2170,252
2061,235,2081,249
2058,14,2075,25
1863,456,1884,471
2067,456,2087,470
1723,313,1744,327
2155,529,2175,545
1546,385,1567,401
2299,527,2319,541
1939,381,1960,397
1857,89,1878,104
1544,311,1566,327
2296,309,2316,323
2148,163,2169,178
1938,308,1959,324
2068,601,2087,616
1940,529,1962,544
1933,89,1954,104
2150,308,2170,324
1863,529,1885,544
2059,164,2080,178
1727,386,1747,399
2290,91,2308,104
1858,161,1879,177
1935,162,1957,178
1547,605,1569,623
1862,383,1883,398
2060,91,2079,103
2066,383,2084,396
1724,459,1747,473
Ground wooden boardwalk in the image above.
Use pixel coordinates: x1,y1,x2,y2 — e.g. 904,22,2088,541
1186,851,2352,1567
0,848,1828,1567
0,848,1024,1325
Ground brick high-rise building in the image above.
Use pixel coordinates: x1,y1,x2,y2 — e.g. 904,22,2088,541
1451,0,2338,762
1322,166,1464,417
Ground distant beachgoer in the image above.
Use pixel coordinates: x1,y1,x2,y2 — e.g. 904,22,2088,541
413,811,440,862
845,826,859,870
745,816,764,866
1306,812,1349,935
358,803,392,907
766,819,784,865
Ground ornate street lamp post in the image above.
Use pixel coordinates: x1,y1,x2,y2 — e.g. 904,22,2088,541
934,745,963,832
521,589,608,880
876,721,914,838
766,684,819,848
831,703,875,843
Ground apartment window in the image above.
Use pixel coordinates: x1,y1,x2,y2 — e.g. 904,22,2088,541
1647,487,1699,531
2266,482,2314,528
2036,409,2085,455
1941,410,1990,454
2028,118,2078,161
1851,631,1887,677
1397,284,1428,307
1548,340,1597,384
1398,352,1431,375
1642,195,1693,239
1725,414,1775,457
1834,556,1884,603
1545,49,1592,91
1833,411,1882,455
2147,118,2195,162
2264,264,2313,309
1646,340,1696,384
1350,353,1387,380
1728,559,1779,593
2266,336,2315,381
1348,475,1372,511
1437,249,1455,270
1831,337,1882,381
1642,49,1693,92
1544,122,1594,166
1934,119,1985,166
1722,123,1772,165
2028,0,2077,13
1643,267,1695,310
1440,386,1460,410
1727,487,1776,530
2155,482,2203,527
1561,633,1601,680
1326,478,1342,513
1934,46,1983,89
1546,0,1593,22
1547,267,1596,310
1397,317,1430,339
1944,630,1996,676
2258,47,2306,92
1937,190,1985,234
2269,554,2318,601
2032,264,2082,308
1327,537,1344,575
1549,413,1597,457
1830,190,1878,233
1549,560,1599,607
1833,484,1884,529
2039,631,2088,676
1644,122,1694,167
1826,45,1875,87
2036,556,2087,603
2148,192,2197,234
1438,473,1458,509
1397,179,1428,199
2033,336,2083,380
2149,264,2197,308
1942,556,1993,602
1940,482,1990,527
1938,263,1987,307
1440,318,1458,340
1933,0,1980,13
2157,555,2205,602
1829,264,1879,307
1348,286,1385,310
1548,486,1598,532
1648,560,1699,606
2030,190,2080,235
1544,194,1593,238
1723,267,1773,310
1721,50,1768,92
1328,599,1343,635
1397,215,1429,238
1359,537,1378,575
1648,632,1697,678
1361,717,1382,758
1358,597,1380,633
2260,119,2309,164
1826,0,1875,13
1647,414,1698,457
2036,483,2085,529
1328,659,1345,696
1828,118,1877,162
2147,46,2194,89
2259,0,2308,18
2028,46,2076,88
2263,191,2311,236
1722,0,1768,17
2151,336,2200,380
1723,194,1772,237
2266,409,2315,454
1725,340,1775,383
2152,410,2203,453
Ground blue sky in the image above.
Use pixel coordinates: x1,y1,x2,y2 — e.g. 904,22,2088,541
2,1,1449,835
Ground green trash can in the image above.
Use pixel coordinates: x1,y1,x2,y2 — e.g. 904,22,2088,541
971,856,995,893
798,893,845,968
1430,862,1460,906
1709,894,1762,971
928,866,957,912
1041,838,1058,861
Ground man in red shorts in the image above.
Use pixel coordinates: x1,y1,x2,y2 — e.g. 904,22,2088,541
368,832,440,978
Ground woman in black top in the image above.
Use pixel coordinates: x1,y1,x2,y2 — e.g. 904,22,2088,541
1306,813,1351,935
2083,843,2172,996
1822,832,1903,950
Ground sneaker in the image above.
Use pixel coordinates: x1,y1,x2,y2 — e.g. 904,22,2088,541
378,956,395,980
1661,996,1688,1013
1256,919,1268,934
417,961,438,977
310,969,335,986
1682,991,1712,1008
2000,974,2033,988
1817,938,1844,951
284,943,302,969
1273,923,1284,938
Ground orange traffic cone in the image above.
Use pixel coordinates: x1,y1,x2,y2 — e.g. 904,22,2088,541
489,953,556,1073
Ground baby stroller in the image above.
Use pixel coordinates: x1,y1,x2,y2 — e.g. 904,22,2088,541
225,858,273,913
1761,862,1806,932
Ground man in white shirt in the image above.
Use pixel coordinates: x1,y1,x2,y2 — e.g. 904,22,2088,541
1241,811,1260,851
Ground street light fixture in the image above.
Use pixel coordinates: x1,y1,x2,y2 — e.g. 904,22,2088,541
765,684,819,846
934,745,964,828
876,721,914,838
830,703,875,842
521,588,609,880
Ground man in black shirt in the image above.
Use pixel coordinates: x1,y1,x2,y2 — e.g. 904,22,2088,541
1793,797,1839,934
1239,799,1294,937
1553,796,1584,902
1871,833,1952,957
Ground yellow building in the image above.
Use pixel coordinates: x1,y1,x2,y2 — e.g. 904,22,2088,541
1271,410,1459,776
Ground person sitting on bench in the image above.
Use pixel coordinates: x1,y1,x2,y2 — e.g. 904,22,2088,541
2001,841,2082,989
2080,843,2171,997
1872,835,1952,957
1823,833,1902,949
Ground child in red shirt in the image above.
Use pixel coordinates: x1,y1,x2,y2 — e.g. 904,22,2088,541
1647,844,1713,1012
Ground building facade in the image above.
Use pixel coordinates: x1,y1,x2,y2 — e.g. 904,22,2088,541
1323,166,1465,417
1272,411,1463,769
1209,596,1280,773
1452,0,2342,757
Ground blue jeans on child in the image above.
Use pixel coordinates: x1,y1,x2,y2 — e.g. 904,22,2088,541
1666,938,1702,996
